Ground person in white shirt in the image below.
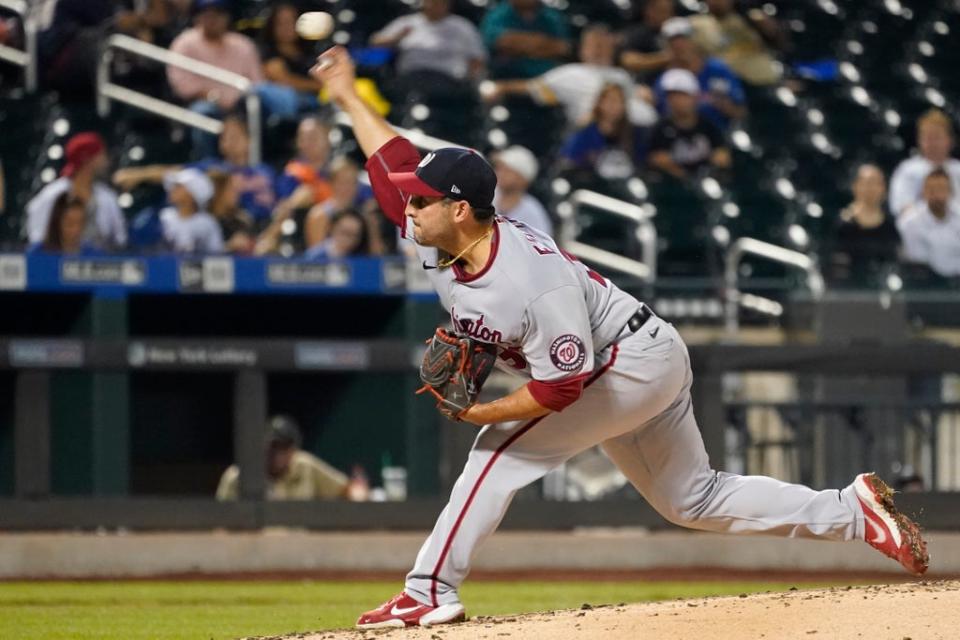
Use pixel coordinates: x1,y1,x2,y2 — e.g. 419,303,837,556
159,168,224,254
484,24,657,130
492,145,553,236
370,0,487,83
897,168,960,277
889,108,960,215
26,132,126,250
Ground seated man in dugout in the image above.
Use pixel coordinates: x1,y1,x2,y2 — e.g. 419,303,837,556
216,415,348,500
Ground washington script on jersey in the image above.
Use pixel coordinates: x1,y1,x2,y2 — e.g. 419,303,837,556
450,306,503,343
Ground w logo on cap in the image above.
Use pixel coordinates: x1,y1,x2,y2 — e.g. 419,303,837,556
450,185,461,194
418,152,436,169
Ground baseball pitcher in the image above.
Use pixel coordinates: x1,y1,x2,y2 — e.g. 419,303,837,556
311,46,929,630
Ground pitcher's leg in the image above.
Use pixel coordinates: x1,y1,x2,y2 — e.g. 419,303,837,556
603,388,865,541
405,419,567,606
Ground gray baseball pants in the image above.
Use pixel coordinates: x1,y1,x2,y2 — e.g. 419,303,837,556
406,317,867,607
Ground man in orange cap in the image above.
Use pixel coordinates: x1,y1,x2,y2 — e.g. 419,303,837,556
26,132,126,250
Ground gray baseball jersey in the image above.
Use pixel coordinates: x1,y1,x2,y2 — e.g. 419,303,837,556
366,136,867,608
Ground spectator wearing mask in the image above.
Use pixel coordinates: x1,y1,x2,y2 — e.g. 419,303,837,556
159,168,223,253
827,164,900,284
647,69,730,180
655,17,746,131
216,415,348,501
897,169,960,278
27,132,126,251
208,169,255,254
28,192,100,256
492,146,553,236
480,0,571,79
618,0,676,82
485,24,657,130
889,109,960,216
559,83,649,181
370,0,487,97
689,0,785,86
304,210,373,260
259,2,323,113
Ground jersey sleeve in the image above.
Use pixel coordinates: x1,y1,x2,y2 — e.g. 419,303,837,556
521,285,595,412
364,136,421,228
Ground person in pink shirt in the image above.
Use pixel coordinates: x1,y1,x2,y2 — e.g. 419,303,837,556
167,0,307,156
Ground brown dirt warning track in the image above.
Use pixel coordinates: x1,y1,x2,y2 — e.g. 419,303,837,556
259,580,960,640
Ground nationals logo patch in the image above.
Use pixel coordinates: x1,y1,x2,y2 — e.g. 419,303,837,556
550,335,586,371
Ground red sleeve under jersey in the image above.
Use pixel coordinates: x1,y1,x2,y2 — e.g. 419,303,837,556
364,136,421,228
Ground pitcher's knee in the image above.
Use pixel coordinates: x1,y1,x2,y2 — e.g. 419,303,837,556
655,471,720,528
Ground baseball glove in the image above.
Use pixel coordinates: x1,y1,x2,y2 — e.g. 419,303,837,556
416,327,498,421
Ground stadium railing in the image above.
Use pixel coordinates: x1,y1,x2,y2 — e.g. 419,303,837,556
96,33,262,164
0,0,37,92
724,237,825,336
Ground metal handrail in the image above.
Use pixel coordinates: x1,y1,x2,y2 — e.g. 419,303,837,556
559,189,656,283
0,0,37,92
724,237,824,335
96,33,262,164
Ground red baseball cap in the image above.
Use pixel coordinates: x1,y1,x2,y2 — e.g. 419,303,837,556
62,132,106,177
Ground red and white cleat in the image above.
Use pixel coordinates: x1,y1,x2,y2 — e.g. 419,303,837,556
356,592,465,629
853,472,930,576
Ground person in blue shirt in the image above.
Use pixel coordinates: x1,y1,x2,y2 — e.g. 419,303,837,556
114,114,279,228
559,83,649,180
480,0,572,79
653,17,746,131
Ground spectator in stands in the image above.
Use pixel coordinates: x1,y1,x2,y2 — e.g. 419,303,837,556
558,83,649,181
159,167,224,253
826,164,900,284
208,169,255,254
647,69,731,180
28,193,99,256
26,132,126,251
167,0,262,154
259,2,322,112
304,210,373,260
492,146,553,235
114,114,277,232
304,156,380,249
274,116,334,210
115,0,192,49
618,0,675,82
688,0,785,86
484,24,657,131
480,0,571,79
897,169,960,278
370,0,487,99
196,115,278,225
656,17,746,131
37,0,114,95
889,109,960,216
257,155,383,256
216,415,348,501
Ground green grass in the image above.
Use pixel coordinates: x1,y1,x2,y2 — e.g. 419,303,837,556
0,580,834,640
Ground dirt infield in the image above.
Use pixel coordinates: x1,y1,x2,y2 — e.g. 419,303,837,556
264,580,960,640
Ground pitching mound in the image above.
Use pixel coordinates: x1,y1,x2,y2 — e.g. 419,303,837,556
273,580,959,640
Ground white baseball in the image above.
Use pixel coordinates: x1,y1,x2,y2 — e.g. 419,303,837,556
296,12,334,40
